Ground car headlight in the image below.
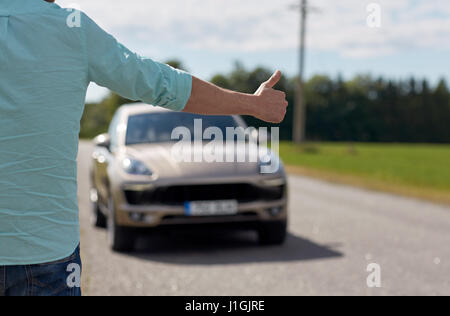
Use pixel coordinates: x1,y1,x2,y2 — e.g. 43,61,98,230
122,157,153,176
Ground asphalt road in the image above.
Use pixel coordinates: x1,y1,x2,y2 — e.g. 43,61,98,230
77,141,450,296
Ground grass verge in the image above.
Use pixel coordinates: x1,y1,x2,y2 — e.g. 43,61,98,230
279,142,450,205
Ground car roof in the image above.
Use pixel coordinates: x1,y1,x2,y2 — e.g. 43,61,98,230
118,103,172,117
117,102,247,128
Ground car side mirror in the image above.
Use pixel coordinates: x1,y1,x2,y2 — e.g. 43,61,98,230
93,133,110,150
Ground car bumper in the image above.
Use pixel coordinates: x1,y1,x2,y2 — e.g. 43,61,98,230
109,174,288,228
115,198,288,227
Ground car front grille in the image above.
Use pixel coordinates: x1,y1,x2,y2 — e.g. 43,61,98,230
124,183,285,206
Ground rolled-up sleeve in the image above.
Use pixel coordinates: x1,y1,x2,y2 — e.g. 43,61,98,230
83,14,192,111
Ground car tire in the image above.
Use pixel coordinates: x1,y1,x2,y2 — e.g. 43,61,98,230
91,199,107,228
258,220,287,246
107,196,135,252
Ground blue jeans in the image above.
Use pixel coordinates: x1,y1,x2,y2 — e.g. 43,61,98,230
0,245,82,296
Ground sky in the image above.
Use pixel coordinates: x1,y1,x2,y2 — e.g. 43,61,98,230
56,0,450,103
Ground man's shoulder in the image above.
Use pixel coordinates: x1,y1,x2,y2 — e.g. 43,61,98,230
37,2,83,21
1,0,63,15
6,1,87,25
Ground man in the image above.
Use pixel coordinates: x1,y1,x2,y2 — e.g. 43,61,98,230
0,0,288,296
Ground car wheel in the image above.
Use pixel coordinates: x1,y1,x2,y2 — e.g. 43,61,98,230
107,196,135,252
258,220,287,246
91,190,107,228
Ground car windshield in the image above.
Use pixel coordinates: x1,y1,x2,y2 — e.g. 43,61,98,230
125,112,242,145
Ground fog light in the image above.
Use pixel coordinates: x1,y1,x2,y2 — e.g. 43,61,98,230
269,207,283,217
143,215,157,224
130,212,144,222
129,213,157,224
90,189,98,203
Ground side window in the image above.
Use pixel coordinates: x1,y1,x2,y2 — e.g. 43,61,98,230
108,112,120,151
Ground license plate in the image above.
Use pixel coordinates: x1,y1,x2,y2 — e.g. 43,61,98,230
185,200,238,217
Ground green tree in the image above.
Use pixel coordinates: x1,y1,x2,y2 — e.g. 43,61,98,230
79,60,450,144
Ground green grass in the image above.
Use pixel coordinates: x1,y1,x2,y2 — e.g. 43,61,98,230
279,142,450,204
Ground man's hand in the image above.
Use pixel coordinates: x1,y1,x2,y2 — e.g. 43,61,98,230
253,70,288,123
183,70,289,124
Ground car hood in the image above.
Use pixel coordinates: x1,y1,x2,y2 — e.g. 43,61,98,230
124,142,268,179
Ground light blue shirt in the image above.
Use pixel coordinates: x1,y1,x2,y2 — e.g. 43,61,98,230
0,0,192,265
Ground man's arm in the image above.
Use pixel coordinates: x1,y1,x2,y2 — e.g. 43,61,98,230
184,71,288,123
85,14,192,112
84,13,287,123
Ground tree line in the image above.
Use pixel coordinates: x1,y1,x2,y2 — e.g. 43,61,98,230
80,61,450,143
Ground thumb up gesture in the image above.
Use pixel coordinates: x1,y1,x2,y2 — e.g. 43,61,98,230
253,70,288,123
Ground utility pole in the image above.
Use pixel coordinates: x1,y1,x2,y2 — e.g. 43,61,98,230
293,0,307,143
